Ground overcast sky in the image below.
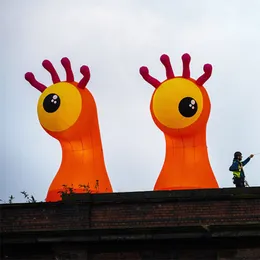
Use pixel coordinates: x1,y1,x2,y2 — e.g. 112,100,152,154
2,0,260,203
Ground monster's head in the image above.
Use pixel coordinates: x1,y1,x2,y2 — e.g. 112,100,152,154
25,58,98,141
140,53,212,137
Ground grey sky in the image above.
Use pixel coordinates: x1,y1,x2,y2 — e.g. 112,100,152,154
1,0,260,202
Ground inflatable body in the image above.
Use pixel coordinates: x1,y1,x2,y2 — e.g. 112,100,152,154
25,58,113,201
140,53,219,190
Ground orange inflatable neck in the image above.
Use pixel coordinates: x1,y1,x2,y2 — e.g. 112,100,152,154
45,120,112,202
154,129,219,191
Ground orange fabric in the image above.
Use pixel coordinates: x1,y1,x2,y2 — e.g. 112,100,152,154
150,78,219,191
41,83,112,201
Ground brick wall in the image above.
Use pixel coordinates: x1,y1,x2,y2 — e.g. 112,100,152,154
90,198,260,229
1,187,260,259
1,201,91,233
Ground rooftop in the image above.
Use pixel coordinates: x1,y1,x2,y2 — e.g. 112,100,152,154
2,187,260,258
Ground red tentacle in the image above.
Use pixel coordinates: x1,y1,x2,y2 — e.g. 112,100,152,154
25,72,47,92
61,57,74,82
196,64,212,86
42,60,61,84
160,54,175,79
139,67,161,88
182,53,191,78
78,65,90,89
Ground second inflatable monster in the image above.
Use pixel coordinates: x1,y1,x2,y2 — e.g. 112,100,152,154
140,53,219,190
25,53,219,202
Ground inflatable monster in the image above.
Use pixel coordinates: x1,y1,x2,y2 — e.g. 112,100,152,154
25,58,113,201
139,53,219,190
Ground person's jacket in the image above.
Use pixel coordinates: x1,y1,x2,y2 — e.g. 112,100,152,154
229,157,251,179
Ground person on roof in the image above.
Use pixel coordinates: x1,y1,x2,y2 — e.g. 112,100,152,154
229,151,254,188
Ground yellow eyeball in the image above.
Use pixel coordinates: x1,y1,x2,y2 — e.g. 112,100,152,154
37,82,82,132
152,78,203,129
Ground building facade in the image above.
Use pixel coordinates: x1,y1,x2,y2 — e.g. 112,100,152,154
1,187,260,259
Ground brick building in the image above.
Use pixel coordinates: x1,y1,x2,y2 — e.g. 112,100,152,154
1,187,260,259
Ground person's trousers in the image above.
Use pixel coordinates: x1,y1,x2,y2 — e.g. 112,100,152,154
233,177,245,187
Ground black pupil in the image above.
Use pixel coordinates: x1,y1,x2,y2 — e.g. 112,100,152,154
178,97,197,117
43,93,61,113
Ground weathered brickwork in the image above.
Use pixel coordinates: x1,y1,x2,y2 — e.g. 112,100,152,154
1,187,260,259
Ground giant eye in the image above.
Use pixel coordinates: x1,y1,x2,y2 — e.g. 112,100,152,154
43,93,61,113
152,78,203,129
37,82,82,132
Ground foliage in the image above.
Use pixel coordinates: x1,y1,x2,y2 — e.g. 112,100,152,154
58,180,100,198
9,195,15,204
21,191,37,203
0,180,101,203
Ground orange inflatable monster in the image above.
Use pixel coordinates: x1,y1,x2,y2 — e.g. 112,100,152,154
25,58,113,201
140,53,219,190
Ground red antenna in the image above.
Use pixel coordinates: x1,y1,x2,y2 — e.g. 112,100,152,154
139,53,213,88
25,57,91,92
